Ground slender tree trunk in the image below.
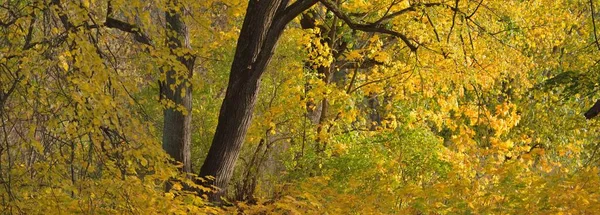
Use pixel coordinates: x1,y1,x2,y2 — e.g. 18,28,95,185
100,0,195,181
299,8,342,150
199,0,318,202
161,2,195,176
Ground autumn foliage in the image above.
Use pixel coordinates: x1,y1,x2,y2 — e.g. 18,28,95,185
2,0,600,214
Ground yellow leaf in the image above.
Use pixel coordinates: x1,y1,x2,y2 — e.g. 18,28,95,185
58,55,69,71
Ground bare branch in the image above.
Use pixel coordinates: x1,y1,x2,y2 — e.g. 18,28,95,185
590,0,600,51
347,70,410,94
446,0,459,42
375,2,445,25
319,0,418,52
104,0,152,46
467,0,484,19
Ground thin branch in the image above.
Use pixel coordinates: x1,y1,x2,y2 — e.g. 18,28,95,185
319,0,418,51
467,0,483,19
425,10,441,42
590,0,600,51
0,17,17,27
0,76,21,110
585,141,600,167
375,2,445,25
346,69,359,94
347,70,410,94
380,0,401,20
446,0,459,42
23,14,36,49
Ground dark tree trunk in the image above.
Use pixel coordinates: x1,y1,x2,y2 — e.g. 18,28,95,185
161,2,195,176
585,99,600,119
199,0,317,202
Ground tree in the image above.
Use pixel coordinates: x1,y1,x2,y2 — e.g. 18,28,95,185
199,0,319,201
104,0,196,188
0,0,217,213
160,0,195,177
5,0,600,213
199,0,431,201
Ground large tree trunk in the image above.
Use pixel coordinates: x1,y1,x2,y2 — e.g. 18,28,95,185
199,0,317,202
161,2,195,176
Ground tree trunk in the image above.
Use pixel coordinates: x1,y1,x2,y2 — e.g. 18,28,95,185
585,99,600,119
101,0,195,187
199,0,317,202
161,2,195,176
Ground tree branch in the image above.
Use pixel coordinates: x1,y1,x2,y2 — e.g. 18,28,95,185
590,0,600,51
347,70,410,94
50,0,74,30
104,1,152,46
585,99,600,119
252,0,318,77
446,0,459,42
467,0,484,19
104,18,152,45
318,0,418,52
0,18,17,27
274,0,319,29
375,2,445,25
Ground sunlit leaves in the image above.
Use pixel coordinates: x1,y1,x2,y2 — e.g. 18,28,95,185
231,0,600,214
0,0,227,213
4,0,600,213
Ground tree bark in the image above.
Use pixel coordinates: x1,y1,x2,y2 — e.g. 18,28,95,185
199,0,318,202
103,0,195,178
585,99,600,119
198,0,417,202
161,2,195,176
